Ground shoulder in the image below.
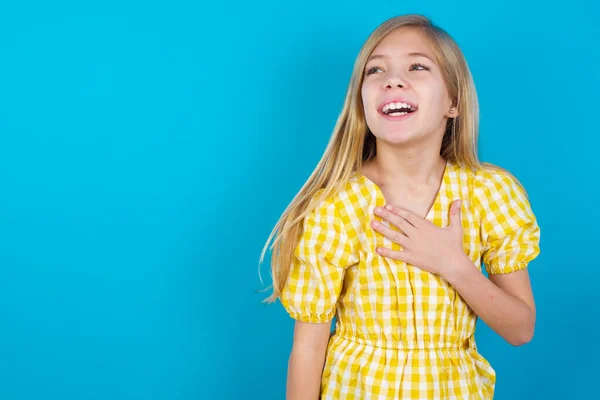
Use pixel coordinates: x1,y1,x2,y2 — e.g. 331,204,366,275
473,163,529,200
303,175,368,238
308,174,370,214
471,163,536,229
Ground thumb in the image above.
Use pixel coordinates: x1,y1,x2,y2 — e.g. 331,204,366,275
449,199,462,230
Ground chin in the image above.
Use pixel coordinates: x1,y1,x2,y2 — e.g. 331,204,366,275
372,130,418,145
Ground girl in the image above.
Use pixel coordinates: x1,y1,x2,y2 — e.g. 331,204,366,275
261,14,540,400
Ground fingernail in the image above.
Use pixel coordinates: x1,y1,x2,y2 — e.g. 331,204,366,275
385,204,393,211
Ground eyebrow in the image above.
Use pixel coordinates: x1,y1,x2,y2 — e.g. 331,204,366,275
366,52,435,63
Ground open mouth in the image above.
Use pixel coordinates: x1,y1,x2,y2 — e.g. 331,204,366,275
380,102,417,117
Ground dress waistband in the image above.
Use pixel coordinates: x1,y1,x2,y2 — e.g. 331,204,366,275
332,332,475,351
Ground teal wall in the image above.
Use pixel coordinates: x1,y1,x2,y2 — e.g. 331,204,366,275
1,1,597,399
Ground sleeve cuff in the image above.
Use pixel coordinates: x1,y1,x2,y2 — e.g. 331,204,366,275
284,308,335,324
486,261,529,275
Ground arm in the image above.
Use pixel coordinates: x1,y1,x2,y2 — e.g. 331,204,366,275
287,321,331,400
445,257,535,346
279,197,357,399
372,182,540,347
453,168,540,346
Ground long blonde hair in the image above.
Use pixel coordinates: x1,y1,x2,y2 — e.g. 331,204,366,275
260,14,483,303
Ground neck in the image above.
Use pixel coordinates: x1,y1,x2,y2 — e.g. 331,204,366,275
366,140,446,188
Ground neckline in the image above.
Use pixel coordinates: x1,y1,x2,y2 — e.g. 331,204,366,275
354,160,450,221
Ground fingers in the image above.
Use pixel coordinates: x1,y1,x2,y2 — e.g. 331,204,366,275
449,199,463,230
382,205,423,228
375,246,416,265
373,206,418,234
370,220,409,247
450,199,461,216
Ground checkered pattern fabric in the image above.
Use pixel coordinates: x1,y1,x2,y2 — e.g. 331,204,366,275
280,162,541,399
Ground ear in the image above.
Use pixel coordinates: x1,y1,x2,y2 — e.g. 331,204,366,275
446,104,459,118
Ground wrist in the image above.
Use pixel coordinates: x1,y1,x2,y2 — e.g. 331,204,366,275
443,253,476,285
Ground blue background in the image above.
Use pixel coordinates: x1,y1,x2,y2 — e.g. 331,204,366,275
1,1,598,399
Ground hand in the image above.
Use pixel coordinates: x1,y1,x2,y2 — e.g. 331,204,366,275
370,199,469,279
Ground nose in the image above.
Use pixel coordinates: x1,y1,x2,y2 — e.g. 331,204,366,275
384,71,408,89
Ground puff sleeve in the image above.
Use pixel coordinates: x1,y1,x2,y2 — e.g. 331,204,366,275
474,168,541,275
280,195,358,323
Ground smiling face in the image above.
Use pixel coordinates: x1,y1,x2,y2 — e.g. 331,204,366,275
361,27,457,147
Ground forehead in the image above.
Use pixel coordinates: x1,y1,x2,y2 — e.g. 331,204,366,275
371,27,435,58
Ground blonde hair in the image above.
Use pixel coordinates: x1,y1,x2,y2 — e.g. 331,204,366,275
260,14,490,303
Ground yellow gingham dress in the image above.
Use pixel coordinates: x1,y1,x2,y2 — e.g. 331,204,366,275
280,161,541,399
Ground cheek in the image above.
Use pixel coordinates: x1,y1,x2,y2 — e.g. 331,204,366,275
417,88,449,116
360,84,371,107
360,88,375,121
361,82,379,112
426,81,452,111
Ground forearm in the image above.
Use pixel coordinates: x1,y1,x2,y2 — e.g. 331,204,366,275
286,346,326,400
286,321,330,400
444,256,535,346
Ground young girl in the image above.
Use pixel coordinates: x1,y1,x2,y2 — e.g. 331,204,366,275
261,14,540,400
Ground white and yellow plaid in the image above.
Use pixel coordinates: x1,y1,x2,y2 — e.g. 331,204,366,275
280,162,540,399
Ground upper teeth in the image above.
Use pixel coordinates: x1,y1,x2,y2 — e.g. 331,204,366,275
382,102,415,113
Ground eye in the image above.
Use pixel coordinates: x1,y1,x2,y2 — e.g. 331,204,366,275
409,63,430,71
366,66,384,75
